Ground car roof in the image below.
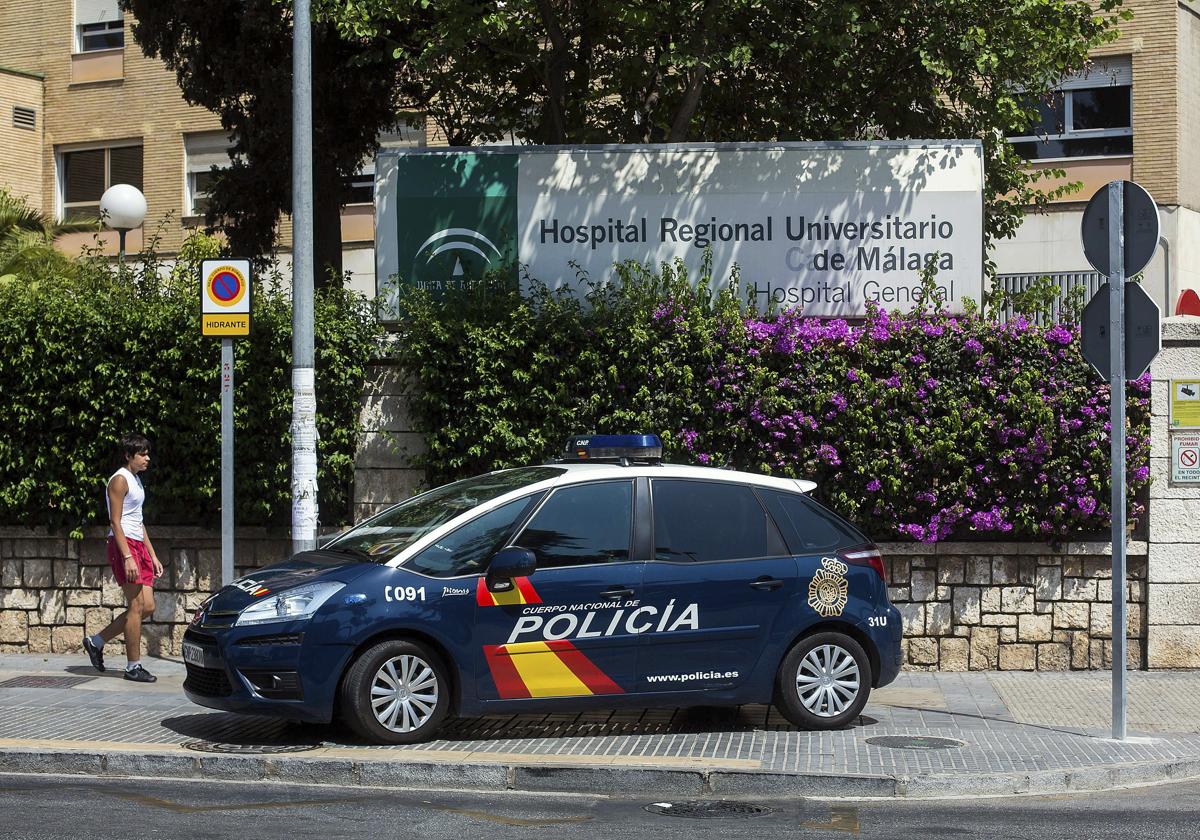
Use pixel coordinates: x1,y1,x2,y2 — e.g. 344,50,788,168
541,461,818,494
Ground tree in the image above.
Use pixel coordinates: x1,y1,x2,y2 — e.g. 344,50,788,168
122,0,416,284
0,189,92,283
319,0,1125,264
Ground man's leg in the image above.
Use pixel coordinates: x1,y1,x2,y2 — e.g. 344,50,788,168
123,586,158,682
121,583,144,662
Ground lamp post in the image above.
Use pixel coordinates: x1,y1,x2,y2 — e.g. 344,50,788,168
99,184,147,271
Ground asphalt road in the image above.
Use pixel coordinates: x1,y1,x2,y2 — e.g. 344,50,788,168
2,773,1197,839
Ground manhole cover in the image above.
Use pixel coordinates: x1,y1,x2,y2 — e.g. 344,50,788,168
865,735,966,750
0,675,95,689
645,801,775,819
182,740,320,754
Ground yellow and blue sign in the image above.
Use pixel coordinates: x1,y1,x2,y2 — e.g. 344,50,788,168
201,259,252,336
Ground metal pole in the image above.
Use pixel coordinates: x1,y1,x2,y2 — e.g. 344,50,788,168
221,338,234,586
291,0,318,554
118,229,126,277
1108,181,1127,741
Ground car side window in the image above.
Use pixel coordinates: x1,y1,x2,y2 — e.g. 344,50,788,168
651,479,783,563
760,490,863,553
513,481,634,569
405,496,536,577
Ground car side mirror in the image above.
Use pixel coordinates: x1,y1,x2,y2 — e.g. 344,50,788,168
486,547,536,593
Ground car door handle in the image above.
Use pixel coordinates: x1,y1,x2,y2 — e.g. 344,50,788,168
601,587,635,600
750,577,784,591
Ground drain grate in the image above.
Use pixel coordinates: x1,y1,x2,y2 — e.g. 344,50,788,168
645,801,775,819
865,735,966,750
182,740,320,755
0,675,95,689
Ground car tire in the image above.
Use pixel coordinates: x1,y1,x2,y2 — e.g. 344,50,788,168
774,631,872,730
340,639,451,744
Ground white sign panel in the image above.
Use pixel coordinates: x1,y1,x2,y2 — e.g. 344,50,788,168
376,142,985,317
1173,433,1200,484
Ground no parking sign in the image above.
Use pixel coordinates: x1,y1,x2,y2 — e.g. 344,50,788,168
201,260,252,336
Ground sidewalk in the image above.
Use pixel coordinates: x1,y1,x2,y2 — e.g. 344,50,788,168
3,652,1200,798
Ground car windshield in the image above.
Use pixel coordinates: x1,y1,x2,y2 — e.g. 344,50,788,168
323,467,565,562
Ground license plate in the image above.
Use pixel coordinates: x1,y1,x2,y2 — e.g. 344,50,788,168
182,641,206,667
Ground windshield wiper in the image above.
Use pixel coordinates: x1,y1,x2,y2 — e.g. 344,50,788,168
322,544,373,559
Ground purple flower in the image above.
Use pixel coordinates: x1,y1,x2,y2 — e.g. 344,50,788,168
817,444,841,466
866,479,881,492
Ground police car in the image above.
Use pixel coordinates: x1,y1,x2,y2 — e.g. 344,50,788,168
183,435,902,744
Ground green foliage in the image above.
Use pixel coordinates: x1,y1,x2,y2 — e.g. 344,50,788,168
390,260,1150,542
0,228,383,531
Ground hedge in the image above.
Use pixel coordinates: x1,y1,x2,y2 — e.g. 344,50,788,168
389,259,1151,542
0,233,382,532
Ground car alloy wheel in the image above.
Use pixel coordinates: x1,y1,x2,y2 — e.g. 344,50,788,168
371,654,439,733
774,631,872,730
795,643,860,717
341,639,450,744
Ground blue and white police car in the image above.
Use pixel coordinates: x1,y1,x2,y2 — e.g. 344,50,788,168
183,435,902,743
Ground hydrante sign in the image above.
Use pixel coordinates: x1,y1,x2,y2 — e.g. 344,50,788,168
375,141,984,318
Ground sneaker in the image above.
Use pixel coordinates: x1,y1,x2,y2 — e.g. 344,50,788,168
123,664,157,683
83,636,105,673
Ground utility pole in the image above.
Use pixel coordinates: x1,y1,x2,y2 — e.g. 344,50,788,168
291,0,318,554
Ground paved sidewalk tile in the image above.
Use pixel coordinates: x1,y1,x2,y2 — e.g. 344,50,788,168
3,654,1200,785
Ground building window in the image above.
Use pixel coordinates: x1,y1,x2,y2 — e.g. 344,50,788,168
184,132,235,217
60,144,143,222
1009,57,1132,160
75,2,123,52
343,126,425,206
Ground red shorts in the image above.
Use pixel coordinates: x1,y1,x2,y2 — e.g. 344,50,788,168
108,537,156,586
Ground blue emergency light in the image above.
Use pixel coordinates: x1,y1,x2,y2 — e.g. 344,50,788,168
562,434,663,463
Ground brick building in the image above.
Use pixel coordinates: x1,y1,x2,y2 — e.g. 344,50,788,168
993,0,1200,314
0,0,434,298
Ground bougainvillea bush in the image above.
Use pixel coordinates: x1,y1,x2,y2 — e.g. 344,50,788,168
392,259,1150,543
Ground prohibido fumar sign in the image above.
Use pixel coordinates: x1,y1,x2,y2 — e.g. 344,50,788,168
374,141,984,318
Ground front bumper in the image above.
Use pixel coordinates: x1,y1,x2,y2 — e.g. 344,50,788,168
182,624,351,724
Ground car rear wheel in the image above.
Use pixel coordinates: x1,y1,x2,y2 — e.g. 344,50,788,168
340,639,450,744
775,631,871,730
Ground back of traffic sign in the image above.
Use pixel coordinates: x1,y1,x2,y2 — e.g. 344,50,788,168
1080,281,1161,381
1081,181,1160,278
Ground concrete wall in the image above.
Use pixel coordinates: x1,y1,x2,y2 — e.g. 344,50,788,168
1146,317,1200,666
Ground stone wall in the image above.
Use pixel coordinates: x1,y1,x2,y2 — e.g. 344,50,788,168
0,526,1148,672
883,542,1147,671
0,528,293,657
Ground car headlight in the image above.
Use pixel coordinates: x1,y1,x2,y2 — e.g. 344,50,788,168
235,581,346,627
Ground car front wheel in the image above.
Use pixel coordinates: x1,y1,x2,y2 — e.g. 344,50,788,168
340,639,450,744
775,631,872,729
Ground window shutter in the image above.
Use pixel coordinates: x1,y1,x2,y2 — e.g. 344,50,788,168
75,0,120,26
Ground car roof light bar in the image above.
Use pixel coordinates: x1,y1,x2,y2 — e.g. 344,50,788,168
561,434,663,464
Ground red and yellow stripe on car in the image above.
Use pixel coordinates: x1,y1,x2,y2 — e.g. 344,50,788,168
483,640,624,698
476,576,541,606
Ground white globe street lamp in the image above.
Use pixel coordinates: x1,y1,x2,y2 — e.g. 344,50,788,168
99,184,147,268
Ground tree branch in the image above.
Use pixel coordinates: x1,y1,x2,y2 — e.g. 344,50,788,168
666,0,722,142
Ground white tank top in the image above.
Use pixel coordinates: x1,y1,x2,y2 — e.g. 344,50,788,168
107,467,145,541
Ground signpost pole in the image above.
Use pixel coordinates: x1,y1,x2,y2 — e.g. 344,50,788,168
291,0,318,555
221,338,234,587
1107,182,1127,741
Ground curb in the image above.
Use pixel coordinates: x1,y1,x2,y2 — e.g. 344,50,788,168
4,747,1200,799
